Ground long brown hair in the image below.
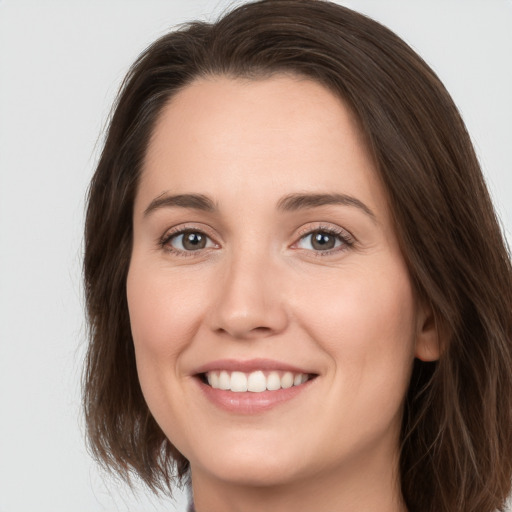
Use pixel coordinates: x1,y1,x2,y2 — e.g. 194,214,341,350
83,1,512,510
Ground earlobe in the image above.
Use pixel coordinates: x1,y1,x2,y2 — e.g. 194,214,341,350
414,303,441,362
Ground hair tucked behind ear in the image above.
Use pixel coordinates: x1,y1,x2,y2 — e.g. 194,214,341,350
83,1,512,509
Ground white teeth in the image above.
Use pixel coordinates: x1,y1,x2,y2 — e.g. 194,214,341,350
266,371,281,391
205,370,310,393
230,371,248,392
207,372,219,388
247,371,267,392
281,372,294,389
219,370,230,390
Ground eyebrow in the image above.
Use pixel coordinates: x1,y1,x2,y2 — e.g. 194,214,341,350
144,193,216,216
143,191,376,221
277,193,376,220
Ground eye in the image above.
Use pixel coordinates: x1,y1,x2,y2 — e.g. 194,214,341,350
163,229,216,253
295,228,352,252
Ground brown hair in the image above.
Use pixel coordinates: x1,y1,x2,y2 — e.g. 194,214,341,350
83,1,512,510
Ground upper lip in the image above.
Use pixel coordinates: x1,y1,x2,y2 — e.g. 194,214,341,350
193,358,315,375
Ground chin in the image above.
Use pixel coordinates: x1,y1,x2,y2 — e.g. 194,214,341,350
183,429,312,487
195,453,306,488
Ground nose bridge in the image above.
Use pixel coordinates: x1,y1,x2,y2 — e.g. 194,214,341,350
211,244,288,339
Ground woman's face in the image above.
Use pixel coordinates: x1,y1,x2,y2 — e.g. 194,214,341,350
127,75,437,489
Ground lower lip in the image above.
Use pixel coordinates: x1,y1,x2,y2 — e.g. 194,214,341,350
197,378,315,414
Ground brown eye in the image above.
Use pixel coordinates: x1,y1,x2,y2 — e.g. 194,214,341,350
168,231,213,251
310,231,336,250
296,229,348,252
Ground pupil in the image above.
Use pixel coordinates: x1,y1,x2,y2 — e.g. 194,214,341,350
312,231,335,250
183,232,205,250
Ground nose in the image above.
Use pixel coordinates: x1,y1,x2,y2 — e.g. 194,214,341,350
209,252,289,340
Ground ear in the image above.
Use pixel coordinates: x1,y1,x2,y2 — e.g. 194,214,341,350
414,300,441,362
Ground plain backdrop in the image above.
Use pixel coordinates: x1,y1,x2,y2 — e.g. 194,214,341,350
0,1,511,511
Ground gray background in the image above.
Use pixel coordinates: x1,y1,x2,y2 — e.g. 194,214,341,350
1,1,511,511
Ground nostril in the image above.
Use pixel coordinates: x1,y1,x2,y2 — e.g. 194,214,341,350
215,325,275,339
252,326,273,334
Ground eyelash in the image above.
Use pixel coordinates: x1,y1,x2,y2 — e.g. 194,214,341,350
293,224,355,256
159,224,355,257
159,225,218,257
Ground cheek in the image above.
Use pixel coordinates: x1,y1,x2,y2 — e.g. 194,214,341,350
126,265,175,409
126,262,206,359
292,261,417,393
296,260,416,332
125,261,209,431
125,262,205,444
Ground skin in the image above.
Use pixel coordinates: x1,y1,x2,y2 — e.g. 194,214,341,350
127,75,439,512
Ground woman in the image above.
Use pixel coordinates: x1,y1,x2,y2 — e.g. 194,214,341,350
83,1,512,511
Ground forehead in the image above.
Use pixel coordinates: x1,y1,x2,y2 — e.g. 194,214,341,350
138,74,386,216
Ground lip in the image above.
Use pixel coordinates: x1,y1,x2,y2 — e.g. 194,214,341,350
193,358,314,375
193,358,317,414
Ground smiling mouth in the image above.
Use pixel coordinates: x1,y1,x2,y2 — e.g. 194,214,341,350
199,370,316,393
